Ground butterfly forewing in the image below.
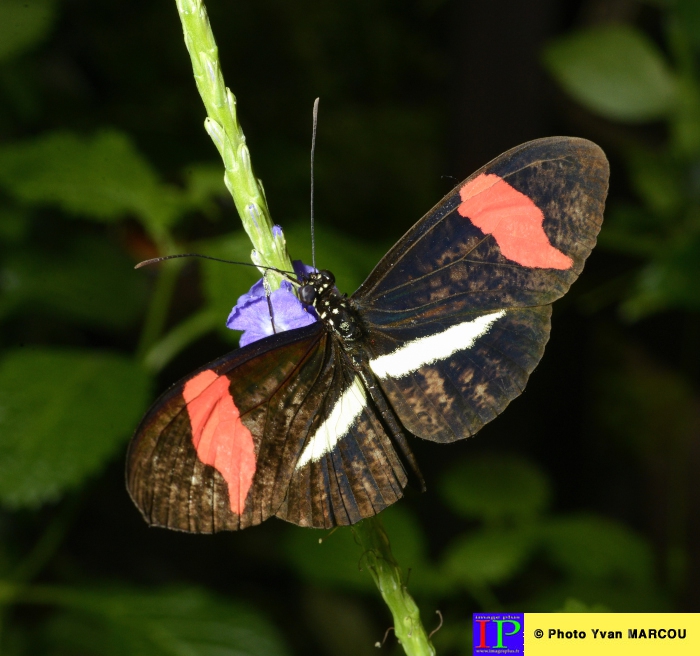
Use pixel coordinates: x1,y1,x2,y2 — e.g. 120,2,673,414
128,324,321,531
127,323,408,532
354,137,607,317
352,137,608,442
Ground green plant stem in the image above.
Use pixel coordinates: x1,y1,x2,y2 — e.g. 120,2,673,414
352,517,436,656
174,0,293,288
136,258,182,359
171,5,432,655
0,582,107,613
143,307,220,374
0,496,81,648
12,500,80,585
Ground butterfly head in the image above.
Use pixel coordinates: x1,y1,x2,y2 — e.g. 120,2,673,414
298,269,336,306
298,269,362,342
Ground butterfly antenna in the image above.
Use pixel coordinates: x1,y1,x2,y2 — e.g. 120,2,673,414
310,97,320,270
135,253,296,279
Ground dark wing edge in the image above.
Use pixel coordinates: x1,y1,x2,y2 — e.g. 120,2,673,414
365,306,552,442
127,322,408,533
274,346,408,528
351,137,608,443
354,136,608,308
126,323,325,533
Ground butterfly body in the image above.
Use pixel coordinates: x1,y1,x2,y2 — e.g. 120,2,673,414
127,136,609,533
301,270,364,342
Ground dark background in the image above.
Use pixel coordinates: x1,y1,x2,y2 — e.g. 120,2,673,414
1,1,699,655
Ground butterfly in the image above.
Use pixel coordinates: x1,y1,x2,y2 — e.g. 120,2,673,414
127,136,609,533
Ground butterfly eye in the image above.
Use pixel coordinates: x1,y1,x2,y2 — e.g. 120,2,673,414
319,270,335,286
299,284,316,304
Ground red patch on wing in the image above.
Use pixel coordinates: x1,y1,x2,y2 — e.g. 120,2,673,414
458,173,573,269
183,370,256,515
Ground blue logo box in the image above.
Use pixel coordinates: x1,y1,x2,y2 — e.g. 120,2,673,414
473,613,524,655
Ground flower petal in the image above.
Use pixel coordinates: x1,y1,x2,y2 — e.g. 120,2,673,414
226,264,318,347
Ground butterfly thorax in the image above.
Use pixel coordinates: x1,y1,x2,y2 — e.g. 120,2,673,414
298,270,363,342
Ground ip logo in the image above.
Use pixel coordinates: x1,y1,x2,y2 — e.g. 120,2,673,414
473,613,524,655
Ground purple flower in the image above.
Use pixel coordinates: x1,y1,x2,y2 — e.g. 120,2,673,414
291,259,317,279
226,260,318,347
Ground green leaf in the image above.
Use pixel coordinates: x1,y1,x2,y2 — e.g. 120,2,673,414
676,0,700,48
181,162,227,215
42,586,289,656
198,231,264,333
621,232,700,318
543,515,654,588
439,454,550,523
593,334,699,466
525,580,666,612
0,131,184,231
670,77,700,156
442,527,536,586
0,206,30,244
558,598,609,612
625,147,684,217
286,522,373,593
0,348,151,508
0,0,56,62
543,25,677,122
0,235,149,330
597,203,664,257
0,621,26,656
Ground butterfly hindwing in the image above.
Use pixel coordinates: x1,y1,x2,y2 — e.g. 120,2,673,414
362,306,552,442
127,323,408,532
352,137,608,442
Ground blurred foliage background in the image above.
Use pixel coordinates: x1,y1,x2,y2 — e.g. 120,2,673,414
1,0,699,654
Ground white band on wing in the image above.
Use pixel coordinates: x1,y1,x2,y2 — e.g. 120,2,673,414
295,376,367,469
369,310,506,379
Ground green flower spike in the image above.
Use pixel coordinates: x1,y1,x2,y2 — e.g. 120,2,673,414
173,2,436,655
353,517,437,656
175,0,292,288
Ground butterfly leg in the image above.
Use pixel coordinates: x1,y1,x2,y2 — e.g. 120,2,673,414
262,273,277,334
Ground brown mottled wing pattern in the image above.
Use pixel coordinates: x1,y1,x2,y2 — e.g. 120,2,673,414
128,324,323,532
352,137,609,442
275,346,407,528
362,306,552,442
126,384,232,533
127,322,407,533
